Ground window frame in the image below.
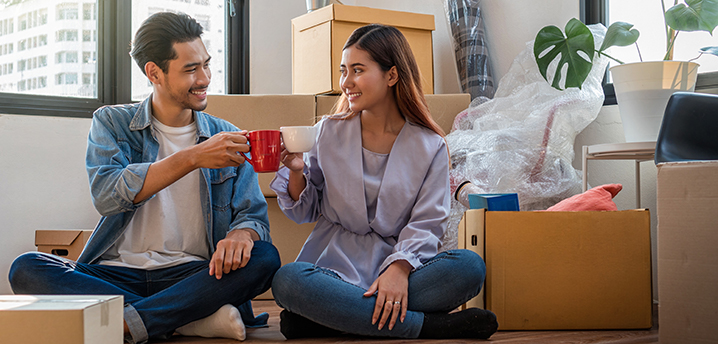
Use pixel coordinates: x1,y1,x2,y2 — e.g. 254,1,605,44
582,0,718,105
0,0,249,118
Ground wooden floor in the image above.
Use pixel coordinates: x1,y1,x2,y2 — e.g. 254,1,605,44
157,301,658,344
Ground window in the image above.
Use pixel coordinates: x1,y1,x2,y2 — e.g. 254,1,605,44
57,29,78,42
130,0,229,100
604,0,718,77
0,0,249,118
57,3,79,20
56,72,78,85
583,0,718,104
195,15,210,31
83,3,95,20
55,51,78,63
66,51,78,63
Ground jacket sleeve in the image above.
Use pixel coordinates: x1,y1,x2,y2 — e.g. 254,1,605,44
85,107,151,216
227,162,271,243
379,140,450,273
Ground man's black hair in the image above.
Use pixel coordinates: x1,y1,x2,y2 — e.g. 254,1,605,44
130,12,204,75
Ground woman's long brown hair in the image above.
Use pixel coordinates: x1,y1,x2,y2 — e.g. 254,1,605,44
330,24,445,137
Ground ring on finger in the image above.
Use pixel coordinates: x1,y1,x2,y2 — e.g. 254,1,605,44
394,301,401,305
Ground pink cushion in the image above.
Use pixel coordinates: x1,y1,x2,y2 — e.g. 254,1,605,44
546,184,622,211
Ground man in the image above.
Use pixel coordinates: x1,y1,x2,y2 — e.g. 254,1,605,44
8,12,280,343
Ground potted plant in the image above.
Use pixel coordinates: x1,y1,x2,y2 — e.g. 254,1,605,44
534,0,718,142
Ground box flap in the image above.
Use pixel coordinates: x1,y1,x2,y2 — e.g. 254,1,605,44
35,230,84,246
293,4,435,32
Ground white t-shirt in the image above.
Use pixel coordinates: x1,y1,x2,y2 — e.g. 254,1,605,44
100,116,209,270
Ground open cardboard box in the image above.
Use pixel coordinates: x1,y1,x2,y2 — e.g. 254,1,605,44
458,208,653,330
0,295,123,344
35,229,93,261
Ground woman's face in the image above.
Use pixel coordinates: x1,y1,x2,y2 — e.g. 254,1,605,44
339,46,395,114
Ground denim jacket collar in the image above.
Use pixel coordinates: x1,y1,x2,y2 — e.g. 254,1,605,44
129,94,212,141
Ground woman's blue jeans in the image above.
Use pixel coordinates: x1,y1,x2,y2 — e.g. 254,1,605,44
271,249,486,338
8,240,280,344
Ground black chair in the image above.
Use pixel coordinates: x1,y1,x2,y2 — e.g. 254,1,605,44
655,92,718,164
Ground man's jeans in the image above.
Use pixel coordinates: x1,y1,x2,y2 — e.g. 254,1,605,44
271,249,485,338
8,241,280,344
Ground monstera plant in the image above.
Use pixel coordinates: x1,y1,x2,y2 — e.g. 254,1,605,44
534,0,718,91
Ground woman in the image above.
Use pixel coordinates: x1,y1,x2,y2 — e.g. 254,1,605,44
269,24,498,340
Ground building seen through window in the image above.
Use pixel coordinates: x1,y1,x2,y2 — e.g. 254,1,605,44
0,0,226,100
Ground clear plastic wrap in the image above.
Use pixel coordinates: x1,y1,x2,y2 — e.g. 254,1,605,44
444,0,495,99
441,25,609,251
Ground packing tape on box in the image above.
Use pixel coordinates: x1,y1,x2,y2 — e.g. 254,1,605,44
101,300,109,326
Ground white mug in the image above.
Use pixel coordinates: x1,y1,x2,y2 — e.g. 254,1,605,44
280,126,317,153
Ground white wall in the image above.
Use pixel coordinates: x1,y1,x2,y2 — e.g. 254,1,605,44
1,1,664,299
249,0,462,95
249,0,580,95
0,114,101,294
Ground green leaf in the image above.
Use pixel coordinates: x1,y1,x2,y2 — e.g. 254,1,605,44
700,46,718,56
600,22,640,52
533,18,595,90
665,0,718,33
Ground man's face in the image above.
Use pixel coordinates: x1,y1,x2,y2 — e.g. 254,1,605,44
158,38,212,112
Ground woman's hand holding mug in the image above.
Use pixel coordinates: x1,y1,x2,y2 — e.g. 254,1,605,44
280,144,305,172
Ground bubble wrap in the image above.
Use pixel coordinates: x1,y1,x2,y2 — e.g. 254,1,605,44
441,24,609,251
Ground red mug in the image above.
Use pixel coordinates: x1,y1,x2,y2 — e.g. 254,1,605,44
241,130,281,173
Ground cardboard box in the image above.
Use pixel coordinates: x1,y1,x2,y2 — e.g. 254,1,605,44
35,229,93,261
0,295,123,344
255,197,315,300
292,4,435,95
657,161,718,344
204,95,316,197
315,93,470,135
422,93,471,134
458,209,653,330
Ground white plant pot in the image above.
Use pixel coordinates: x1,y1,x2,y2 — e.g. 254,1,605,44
609,61,699,142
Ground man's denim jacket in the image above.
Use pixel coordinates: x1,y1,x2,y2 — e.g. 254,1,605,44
78,95,271,265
